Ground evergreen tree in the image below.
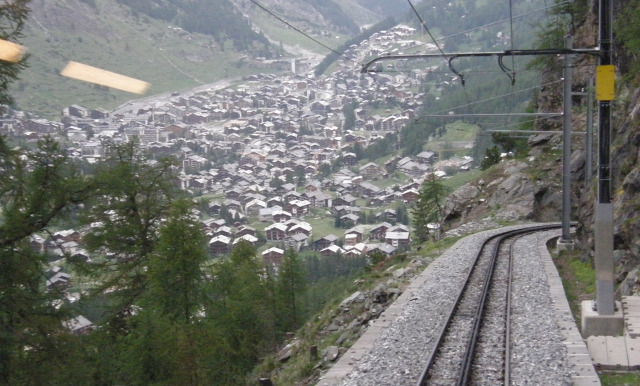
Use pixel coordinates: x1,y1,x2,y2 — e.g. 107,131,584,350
0,136,92,384
275,248,307,334
411,175,450,243
147,199,208,323
80,139,181,327
0,0,29,108
481,146,501,170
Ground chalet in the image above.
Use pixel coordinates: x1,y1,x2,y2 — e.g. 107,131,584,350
225,189,242,200
245,199,267,215
370,222,392,241
367,243,397,258
213,226,232,238
344,243,367,257
342,152,357,165
233,234,259,246
417,150,437,164
53,229,81,243
224,199,242,212
287,200,311,216
272,209,293,223
320,244,345,256
265,223,288,241
208,201,222,215
46,272,72,291
267,197,283,208
385,231,411,249
340,213,360,228
401,188,420,202
209,235,231,255
344,226,365,244
282,233,305,251
389,224,410,233
359,162,386,179
288,222,312,237
358,181,382,198
64,315,94,335
305,181,321,192
305,191,331,208
312,234,339,251
236,225,257,238
262,247,285,266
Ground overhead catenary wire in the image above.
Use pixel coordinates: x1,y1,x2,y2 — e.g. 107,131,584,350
411,1,572,51
248,0,358,65
415,79,563,120
406,0,448,61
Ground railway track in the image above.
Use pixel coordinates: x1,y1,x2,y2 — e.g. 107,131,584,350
417,225,561,385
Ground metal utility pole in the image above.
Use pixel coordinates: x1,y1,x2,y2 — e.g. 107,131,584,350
594,0,615,315
561,36,573,244
585,77,595,184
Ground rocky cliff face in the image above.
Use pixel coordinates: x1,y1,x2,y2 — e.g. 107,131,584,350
444,4,640,296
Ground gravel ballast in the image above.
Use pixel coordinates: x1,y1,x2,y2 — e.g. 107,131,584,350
316,224,599,385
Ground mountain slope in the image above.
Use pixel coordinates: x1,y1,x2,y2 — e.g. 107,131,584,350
11,0,379,118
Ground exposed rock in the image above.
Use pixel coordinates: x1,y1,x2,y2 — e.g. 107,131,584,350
503,161,529,175
443,183,481,221
392,268,406,278
277,339,300,362
340,291,364,308
528,132,555,148
322,346,340,362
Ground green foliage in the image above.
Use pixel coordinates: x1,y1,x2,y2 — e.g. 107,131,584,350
528,0,588,70
147,199,208,322
115,0,270,52
275,249,307,334
301,0,359,34
410,175,450,243
343,101,358,131
615,0,640,85
0,136,90,384
481,146,501,170
0,0,29,108
80,140,182,319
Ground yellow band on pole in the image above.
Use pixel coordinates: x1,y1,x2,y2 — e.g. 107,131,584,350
596,65,615,101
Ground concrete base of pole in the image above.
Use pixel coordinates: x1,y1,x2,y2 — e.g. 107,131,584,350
595,203,616,315
556,239,576,251
581,300,623,337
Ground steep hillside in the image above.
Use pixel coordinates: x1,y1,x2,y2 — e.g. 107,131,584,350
10,0,379,118
12,0,264,117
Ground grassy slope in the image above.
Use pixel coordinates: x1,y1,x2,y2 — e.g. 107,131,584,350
13,0,365,118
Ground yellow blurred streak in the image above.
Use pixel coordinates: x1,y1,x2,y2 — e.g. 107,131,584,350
0,39,26,63
61,61,150,94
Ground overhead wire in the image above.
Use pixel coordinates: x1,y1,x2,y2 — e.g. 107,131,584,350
411,1,572,51
415,79,563,120
405,0,479,125
248,0,358,65
406,0,448,60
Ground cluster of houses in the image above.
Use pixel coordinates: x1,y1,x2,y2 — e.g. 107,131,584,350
10,25,479,334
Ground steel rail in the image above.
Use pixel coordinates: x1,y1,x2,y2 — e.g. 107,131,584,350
416,224,561,385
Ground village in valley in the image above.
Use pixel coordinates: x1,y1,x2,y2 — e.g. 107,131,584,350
3,25,476,334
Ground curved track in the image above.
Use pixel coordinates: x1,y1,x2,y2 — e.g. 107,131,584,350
416,225,561,385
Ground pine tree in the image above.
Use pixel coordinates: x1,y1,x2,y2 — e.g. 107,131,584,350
411,175,450,243
0,137,91,384
80,139,182,327
276,248,307,334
